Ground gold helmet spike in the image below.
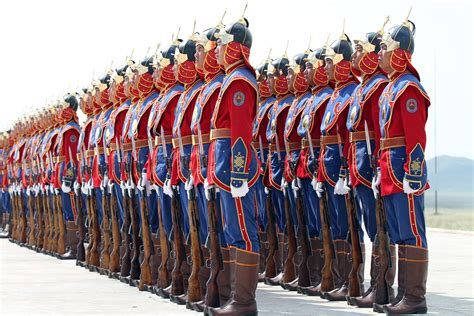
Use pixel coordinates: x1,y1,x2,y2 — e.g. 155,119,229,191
339,18,348,40
217,10,227,29
237,3,248,25
378,16,390,36
283,40,289,59
172,26,181,46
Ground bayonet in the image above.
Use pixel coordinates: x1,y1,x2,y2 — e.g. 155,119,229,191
160,126,168,159
197,124,204,157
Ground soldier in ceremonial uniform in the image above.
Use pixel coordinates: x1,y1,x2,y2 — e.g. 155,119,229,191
296,45,334,296
252,58,276,282
264,54,295,287
57,94,81,260
375,16,430,315
280,51,313,291
188,24,228,311
205,15,259,316
346,22,396,308
148,42,184,297
316,31,361,301
0,133,11,237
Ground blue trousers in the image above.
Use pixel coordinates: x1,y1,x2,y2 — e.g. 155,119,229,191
2,192,11,213
354,185,377,241
219,186,259,252
300,178,320,238
195,184,209,245
112,184,124,228
322,182,348,240
60,192,76,221
271,188,285,232
254,176,267,230
284,186,298,232
148,190,159,233
157,186,173,238
178,182,190,239
94,189,103,225
383,192,427,248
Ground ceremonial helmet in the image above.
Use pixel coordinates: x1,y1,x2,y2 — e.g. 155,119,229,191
269,52,290,96
196,17,224,79
79,87,93,116
176,25,199,85
60,93,79,123
381,8,419,78
353,17,390,75
110,64,129,104
123,58,140,100
290,51,309,93
215,6,253,72
135,55,155,96
96,71,113,109
306,43,330,86
325,21,356,82
157,37,181,87
256,51,272,98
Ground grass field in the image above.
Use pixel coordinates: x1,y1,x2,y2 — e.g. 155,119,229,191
425,209,474,231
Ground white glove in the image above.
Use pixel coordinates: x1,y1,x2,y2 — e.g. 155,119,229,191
231,180,249,198
185,175,194,191
334,177,349,195
315,181,324,198
61,182,71,194
204,178,213,201
49,185,54,195
280,178,288,190
137,173,146,192
81,181,88,195
42,184,48,194
163,179,173,197
403,178,418,195
120,180,126,196
107,179,114,194
149,184,159,192
100,174,109,191
264,187,270,195
16,184,21,195
33,185,40,196
372,168,381,198
54,188,60,195
8,186,13,195
74,181,81,195
87,179,93,195
311,177,318,191
26,186,31,196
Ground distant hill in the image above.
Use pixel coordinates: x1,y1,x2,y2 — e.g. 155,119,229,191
426,155,474,193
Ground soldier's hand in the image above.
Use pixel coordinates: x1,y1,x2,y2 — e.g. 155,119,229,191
163,179,173,197
231,180,249,198
204,178,213,201
334,177,349,195
403,178,418,195
371,167,381,198
61,182,71,194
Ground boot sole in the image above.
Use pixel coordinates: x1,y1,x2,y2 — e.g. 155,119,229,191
384,307,428,315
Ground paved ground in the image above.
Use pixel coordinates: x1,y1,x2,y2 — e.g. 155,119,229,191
1,228,473,315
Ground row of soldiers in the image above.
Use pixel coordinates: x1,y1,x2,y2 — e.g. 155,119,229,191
0,8,430,316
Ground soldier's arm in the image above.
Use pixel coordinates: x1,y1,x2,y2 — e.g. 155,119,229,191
227,80,257,189
399,86,428,191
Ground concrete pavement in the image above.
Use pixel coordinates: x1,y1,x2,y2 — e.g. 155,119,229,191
1,228,473,315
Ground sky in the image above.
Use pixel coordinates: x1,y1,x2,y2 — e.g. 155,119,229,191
0,0,472,160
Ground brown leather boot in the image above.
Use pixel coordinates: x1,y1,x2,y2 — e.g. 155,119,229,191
373,244,400,313
299,238,324,295
207,249,259,316
383,246,428,314
258,231,268,279
352,242,378,307
347,243,366,304
59,221,79,260
323,240,350,301
264,232,285,285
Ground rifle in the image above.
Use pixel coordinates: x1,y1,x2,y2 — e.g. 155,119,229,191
364,122,392,305
47,152,58,253
179,126,204,303
43,156,52,251
128,136,142,282
88,145,100,267
108,138,122,275
35,158,45,250
336,130,363,298
284,136,312,288
82,147,94,266
137,135,153,290
99,142,111,274
259,136,278,280
156,127,171,291
275,133,297,283
26,158,35,247
198,125,223,308
75,149,86,263
18,160,27,244
170,129,186,297
119,140,132,279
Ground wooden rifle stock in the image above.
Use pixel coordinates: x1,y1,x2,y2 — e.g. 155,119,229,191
294,187,312,287
187,187,204,303
138,189,153,290
374,189,391,304
170,186,186,296
75,190,86,262
56,192,67,254
156,193,170,289
109,184,121,273
320,189,336,292
100,188,111,271
346,186,363,298
282,187,297,283
119,189,132,277
264,189,278,279
129,191,141,280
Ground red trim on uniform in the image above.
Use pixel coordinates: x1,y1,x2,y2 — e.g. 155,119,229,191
235,197,252,252
407,194,422,247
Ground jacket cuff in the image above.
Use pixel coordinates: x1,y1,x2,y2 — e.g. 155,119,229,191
230,172,248,189
338,167,346,178
404,173,422,191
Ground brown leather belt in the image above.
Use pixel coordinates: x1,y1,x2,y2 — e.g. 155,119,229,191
301,138,320,149
172,135,193,149
380,137,406,150
135,139,148,149
320,135,339,145
287,142,300,151
85,150,94,159
55,156,65,163
252,141,268,150
210,128,231,140
192,133,210,146
350,131,375,143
